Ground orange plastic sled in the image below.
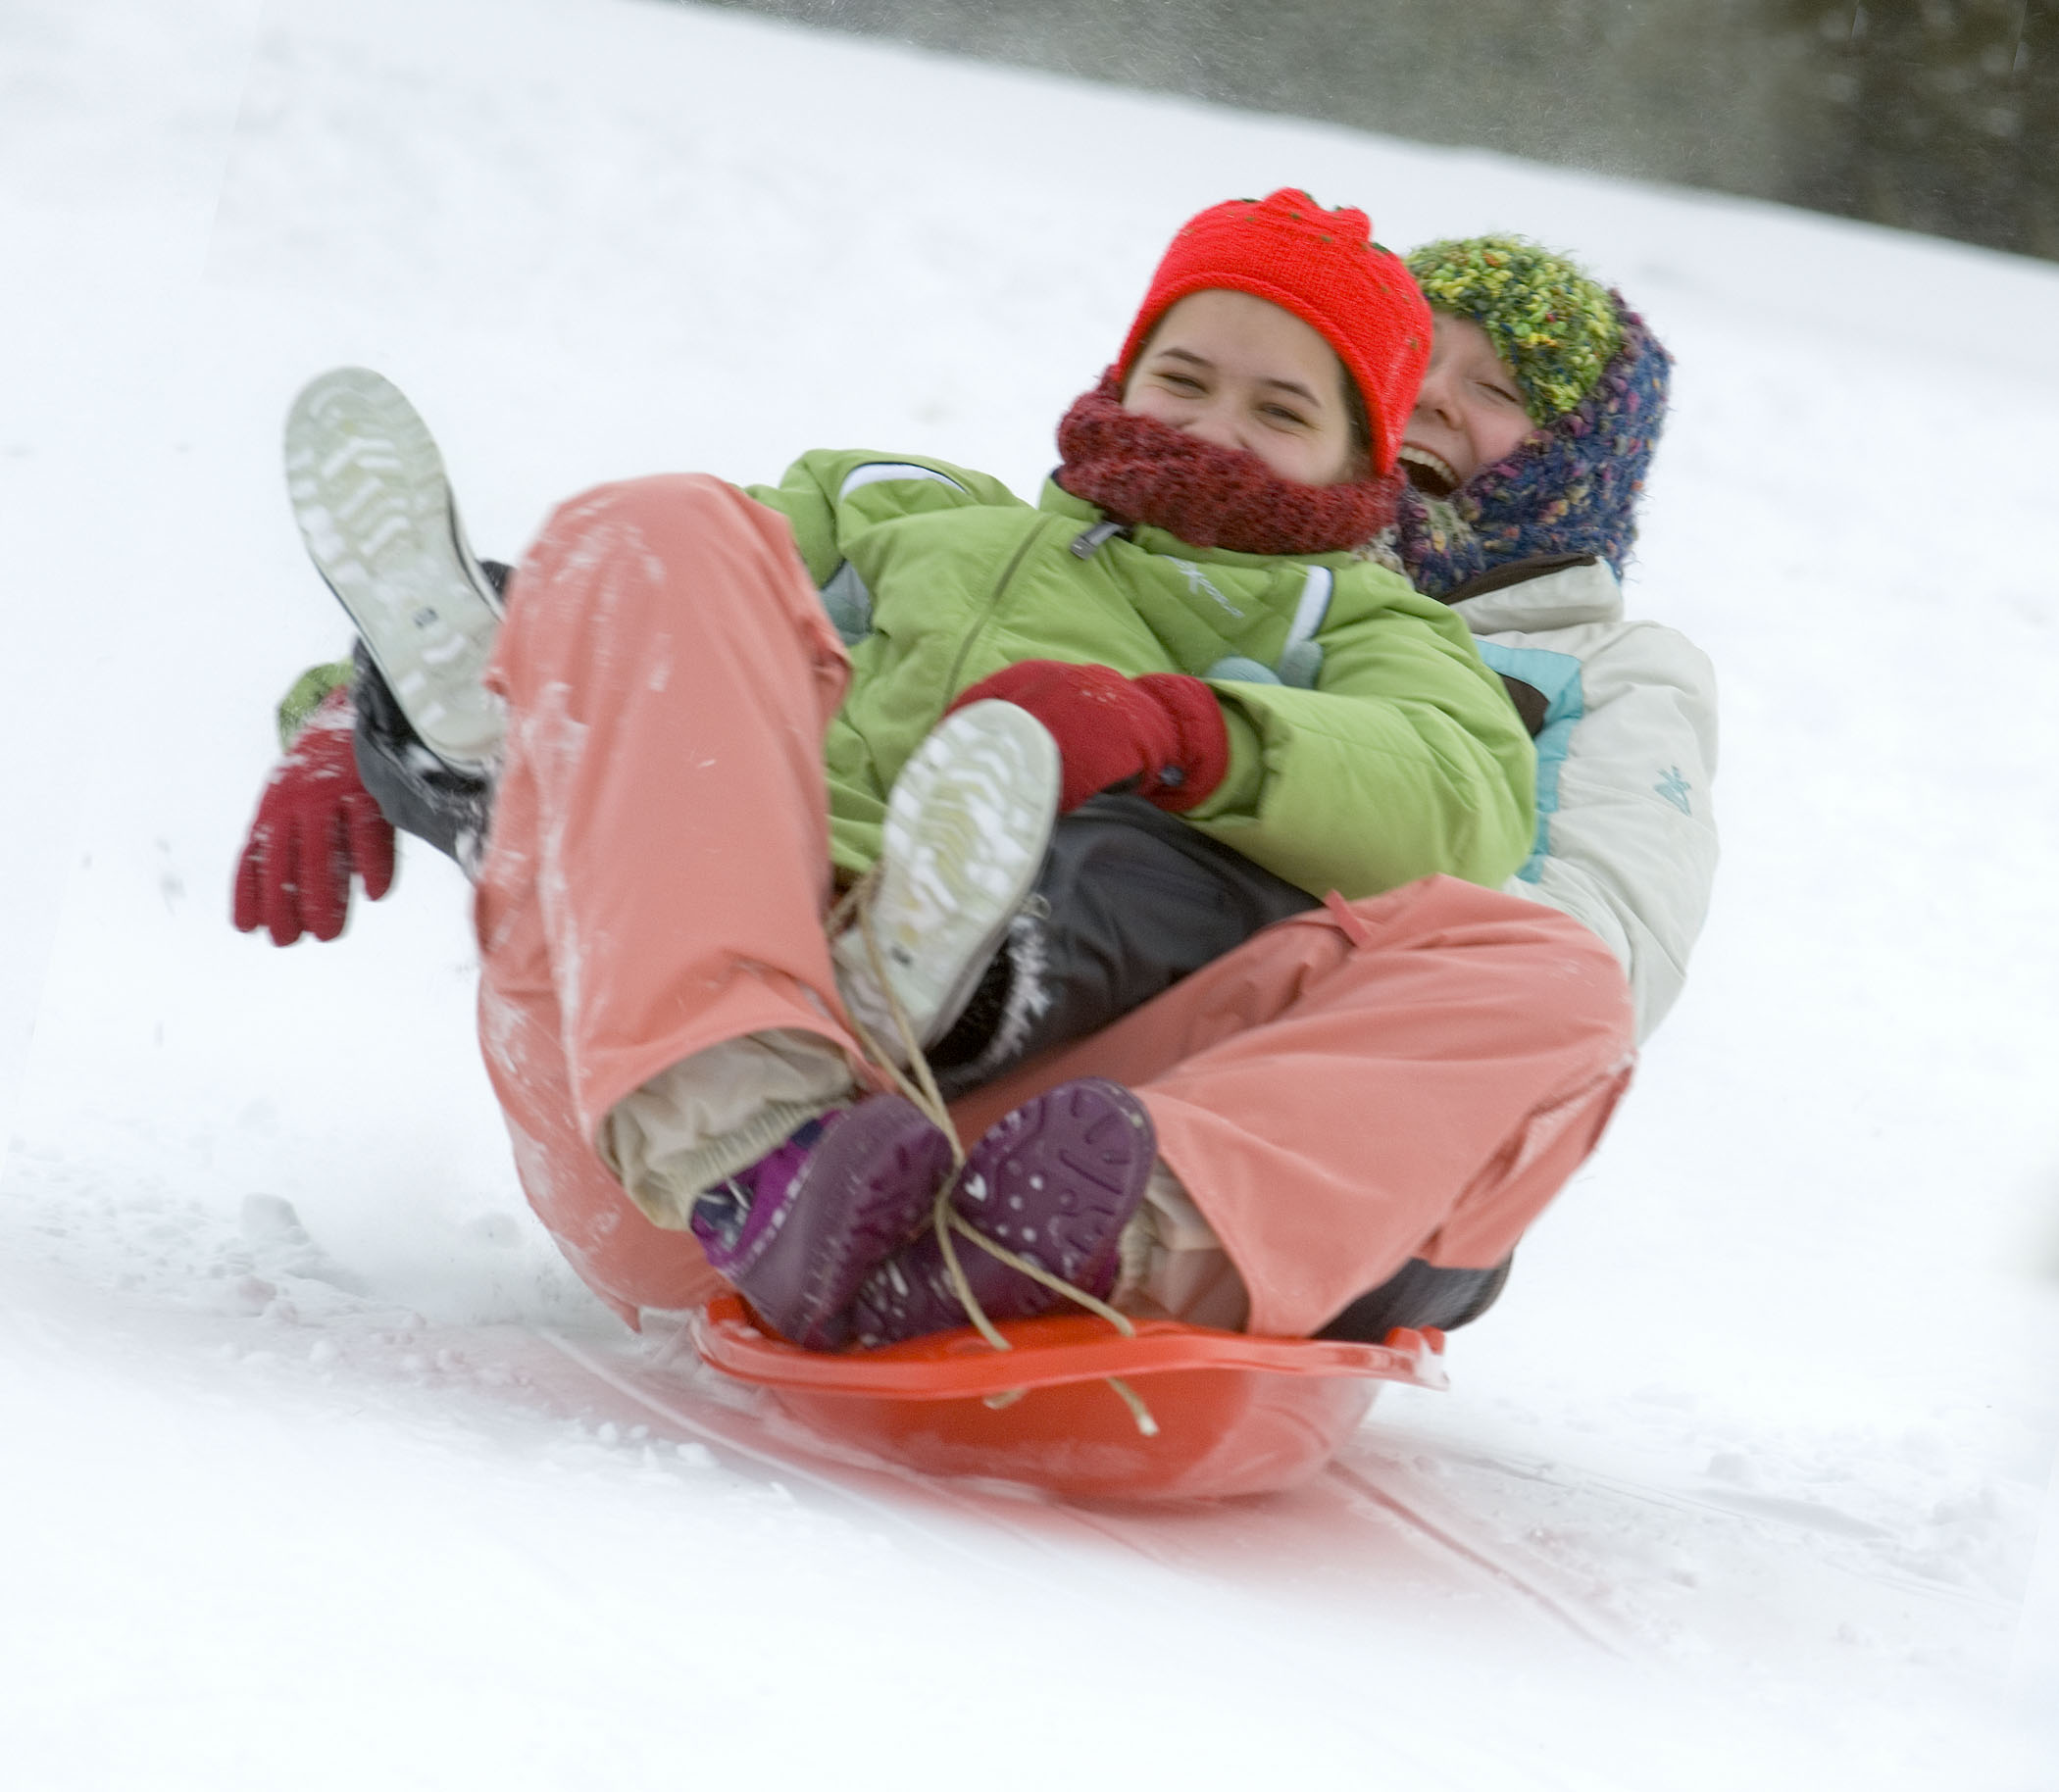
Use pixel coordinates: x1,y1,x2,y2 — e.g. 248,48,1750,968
692,1293,1447,1501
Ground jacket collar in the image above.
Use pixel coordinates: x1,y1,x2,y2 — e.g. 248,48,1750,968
1447,554,1622,632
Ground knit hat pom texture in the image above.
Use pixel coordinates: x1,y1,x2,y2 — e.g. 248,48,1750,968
1406,235,1621,422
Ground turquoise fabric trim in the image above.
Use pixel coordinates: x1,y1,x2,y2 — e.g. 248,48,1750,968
820,463,970,644
1204,655,1281,685
1277,565,1332,689
818,561,875,646
1276,640,1324,689
1475,641,1583,882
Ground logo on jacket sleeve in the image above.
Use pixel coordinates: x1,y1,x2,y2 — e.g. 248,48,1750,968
1655,766,1692,815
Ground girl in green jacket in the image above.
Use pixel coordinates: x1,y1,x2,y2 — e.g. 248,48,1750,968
237,190,1632,1352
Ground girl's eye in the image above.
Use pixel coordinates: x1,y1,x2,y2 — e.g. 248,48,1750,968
1478,380,1522,406
1260,404,1309,427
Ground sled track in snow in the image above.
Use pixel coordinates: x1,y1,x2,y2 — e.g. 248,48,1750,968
1323,1460,1624,1653
534,1324,1086,1582
534,1325,1235,1593
533,1324,1628,1651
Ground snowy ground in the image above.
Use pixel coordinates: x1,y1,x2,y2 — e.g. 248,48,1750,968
4,1,2057,1785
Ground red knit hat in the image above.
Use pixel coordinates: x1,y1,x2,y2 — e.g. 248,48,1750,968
1116,188,1432,476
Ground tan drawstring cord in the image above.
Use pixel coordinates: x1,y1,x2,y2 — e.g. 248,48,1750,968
827,871,1158,1437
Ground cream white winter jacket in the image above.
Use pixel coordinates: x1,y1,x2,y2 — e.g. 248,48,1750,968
1451,557,1718,1043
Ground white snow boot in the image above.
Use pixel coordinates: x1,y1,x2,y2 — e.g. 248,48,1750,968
283,367,506,777
832,701,1060,1062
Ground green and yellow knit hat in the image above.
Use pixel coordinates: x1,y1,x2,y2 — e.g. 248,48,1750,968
1405,236,1621,422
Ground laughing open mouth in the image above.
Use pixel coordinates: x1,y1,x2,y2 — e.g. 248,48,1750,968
1397,445,1460,497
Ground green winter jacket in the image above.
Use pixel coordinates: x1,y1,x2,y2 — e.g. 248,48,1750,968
746,450,1535,900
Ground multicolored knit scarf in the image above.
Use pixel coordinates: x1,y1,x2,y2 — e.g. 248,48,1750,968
1393,300,1671,599
1055,370,1403,557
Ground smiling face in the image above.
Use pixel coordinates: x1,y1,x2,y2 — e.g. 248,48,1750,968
1398,312,1537,496
1122,289,1367,488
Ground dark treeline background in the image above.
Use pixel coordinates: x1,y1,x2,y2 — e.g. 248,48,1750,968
684,0,2057,263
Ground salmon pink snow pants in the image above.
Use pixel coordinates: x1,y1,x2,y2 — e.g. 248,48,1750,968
474,474,1636,1337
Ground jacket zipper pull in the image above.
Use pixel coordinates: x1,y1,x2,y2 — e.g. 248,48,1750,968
1070,521,1130,559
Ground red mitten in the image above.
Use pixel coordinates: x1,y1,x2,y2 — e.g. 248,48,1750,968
950,661,1230,814
232,688,395,946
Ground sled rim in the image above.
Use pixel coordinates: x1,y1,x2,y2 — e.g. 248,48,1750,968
692,1293,1448,1400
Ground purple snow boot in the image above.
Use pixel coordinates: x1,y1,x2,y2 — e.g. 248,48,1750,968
688,1096,953,1351
845,1077,1156,1347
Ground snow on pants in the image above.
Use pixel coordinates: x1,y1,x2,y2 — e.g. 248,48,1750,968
472,473,1638,1338
474,474,868,1326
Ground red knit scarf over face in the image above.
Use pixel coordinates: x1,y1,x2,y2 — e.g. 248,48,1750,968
1054,369,1401,556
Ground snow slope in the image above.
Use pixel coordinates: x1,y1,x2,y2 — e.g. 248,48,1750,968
3,1,2056,1785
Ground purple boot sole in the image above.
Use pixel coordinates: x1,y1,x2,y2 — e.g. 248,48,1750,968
690,1096,953,1351
846,1077,1156,1347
